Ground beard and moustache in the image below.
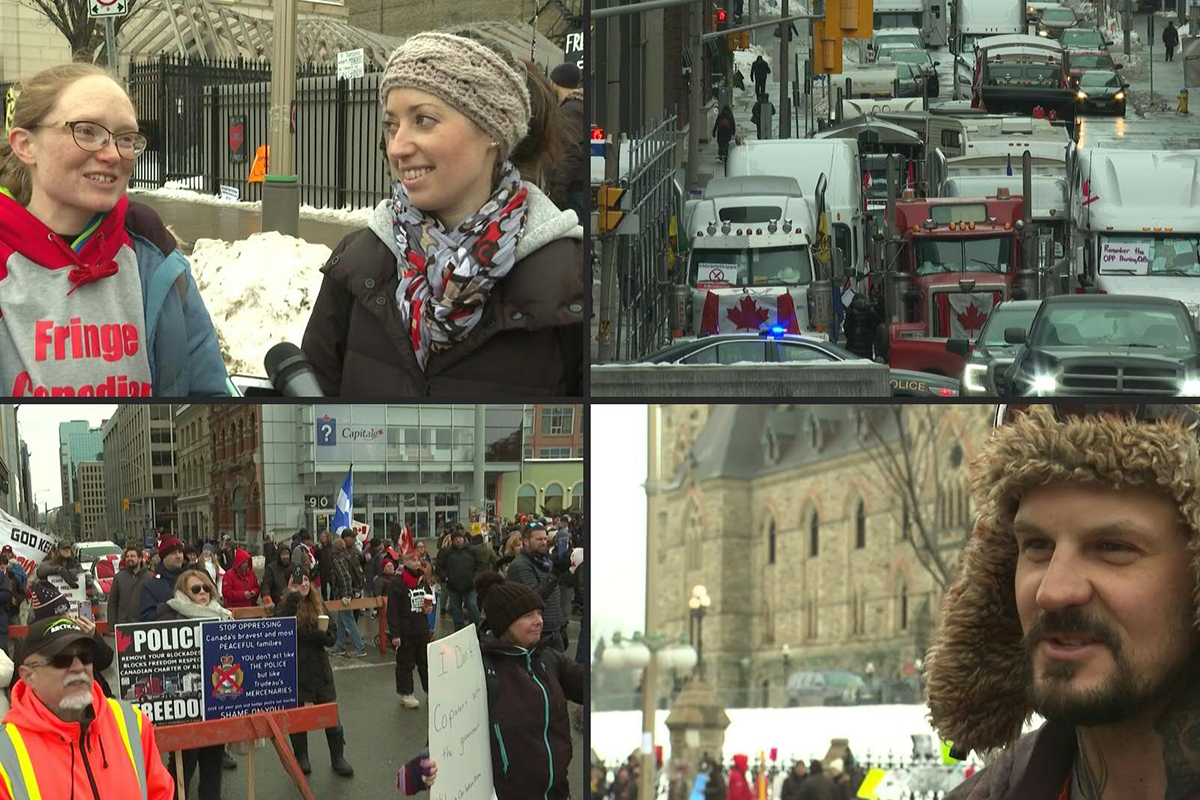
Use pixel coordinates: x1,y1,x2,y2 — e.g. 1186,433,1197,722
1022,607,1199,726
57,673,94,711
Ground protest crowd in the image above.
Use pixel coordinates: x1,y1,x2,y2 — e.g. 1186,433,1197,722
0,511,586,799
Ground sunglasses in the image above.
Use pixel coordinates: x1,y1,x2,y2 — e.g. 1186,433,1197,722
994,403,1200,430
188,584,211,596
29,649,95,669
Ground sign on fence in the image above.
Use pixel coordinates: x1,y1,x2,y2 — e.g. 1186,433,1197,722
427,624,496,800
337,49,366,81
229,115,247,163
219,185,240,201
248,145,269,183
116,617,298,726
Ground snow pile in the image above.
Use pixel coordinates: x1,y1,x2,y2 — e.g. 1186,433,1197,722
163,176,205,191
592,704,1044,767
189,232,331,375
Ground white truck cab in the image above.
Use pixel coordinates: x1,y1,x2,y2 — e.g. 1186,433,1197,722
682,176,821,336
725,138,867,283
1070,147,1200,321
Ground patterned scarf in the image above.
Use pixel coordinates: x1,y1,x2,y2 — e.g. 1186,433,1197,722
392,162,528,371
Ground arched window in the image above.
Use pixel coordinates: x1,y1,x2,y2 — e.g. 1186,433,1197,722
767,519,777,565
901,500,910,542
516,484,537,516
855,500,866,549
570,482,583,512
543,483,565,514
809,510,820,558
248,412,257,448
900,582,909,631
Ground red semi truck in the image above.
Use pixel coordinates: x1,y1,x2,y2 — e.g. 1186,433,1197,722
880,190,1031,374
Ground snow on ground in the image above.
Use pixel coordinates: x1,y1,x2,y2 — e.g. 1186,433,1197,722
129,186,375,227
188,232,331,375
592,704,1043,767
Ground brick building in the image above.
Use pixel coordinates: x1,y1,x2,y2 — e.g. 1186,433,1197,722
211,405,264,552
175,404,214,544
645,404,991,708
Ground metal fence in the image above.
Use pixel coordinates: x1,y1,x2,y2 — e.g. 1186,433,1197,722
128,55,392,209
596,106,684,362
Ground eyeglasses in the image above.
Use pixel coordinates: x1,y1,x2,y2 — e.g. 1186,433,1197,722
994,404,1200,430
35,120,148,160
27,650,95,669
188,584,211,596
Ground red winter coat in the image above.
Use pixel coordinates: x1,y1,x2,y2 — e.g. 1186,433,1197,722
221,549,260,608
727,756,755,800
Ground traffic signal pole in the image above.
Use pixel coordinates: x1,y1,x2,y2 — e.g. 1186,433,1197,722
780,0,791,137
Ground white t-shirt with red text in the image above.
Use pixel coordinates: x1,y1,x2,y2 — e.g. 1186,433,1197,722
0,197,151,397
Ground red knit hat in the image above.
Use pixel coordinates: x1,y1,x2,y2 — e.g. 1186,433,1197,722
158,536,184,558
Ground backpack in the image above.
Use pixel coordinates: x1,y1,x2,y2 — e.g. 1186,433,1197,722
717,116,732,130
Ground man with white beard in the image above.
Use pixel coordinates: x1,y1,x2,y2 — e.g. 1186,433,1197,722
0,616,175,799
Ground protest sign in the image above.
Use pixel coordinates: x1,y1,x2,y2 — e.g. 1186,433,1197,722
202,617,298,719
427,624,496,800
114,620,205,724
0,507,55,575
46,572,91,620
116,617,297,726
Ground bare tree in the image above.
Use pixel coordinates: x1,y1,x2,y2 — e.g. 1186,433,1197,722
20,0,142,63
855,405,973,591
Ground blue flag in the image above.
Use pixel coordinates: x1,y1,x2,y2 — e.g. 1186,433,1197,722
1006,153,1013,176
332,467,353,533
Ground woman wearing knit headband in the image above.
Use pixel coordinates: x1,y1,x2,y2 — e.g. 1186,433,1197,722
302,31,585,396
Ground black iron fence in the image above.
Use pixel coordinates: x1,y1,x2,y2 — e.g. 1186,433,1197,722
128,55,392,209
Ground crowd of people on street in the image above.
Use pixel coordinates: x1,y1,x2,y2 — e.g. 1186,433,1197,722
0,509,585,799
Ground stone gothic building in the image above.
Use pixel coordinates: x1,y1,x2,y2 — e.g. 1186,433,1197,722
645,404,993,708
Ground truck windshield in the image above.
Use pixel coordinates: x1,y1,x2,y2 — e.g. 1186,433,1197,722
915,236,1012,275
1100,235,1200,276
690,246,815,287
1033,305,1192,349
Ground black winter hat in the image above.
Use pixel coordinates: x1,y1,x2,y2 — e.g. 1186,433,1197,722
474,572,544,636
549,62,580,89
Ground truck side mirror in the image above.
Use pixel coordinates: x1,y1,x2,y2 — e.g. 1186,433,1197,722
946,338,970,358
1004,327,1028,345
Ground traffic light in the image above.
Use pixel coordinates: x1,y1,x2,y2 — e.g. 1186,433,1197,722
590,126,606,142
838,0,873,37
713,7,727,31
595,185,628,234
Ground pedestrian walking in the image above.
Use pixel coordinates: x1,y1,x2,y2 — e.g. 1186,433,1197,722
1165,20,1180,61
388,549,435,709
713,106,737,164
273,565,354,777
0,63,228,397
435,528,484,630
329,538,367,657
751,95,776,140
301,31,585,397
153,569,233,800
750,55,772,97
727,754,755,800
3,616,175,799
546,62,588,225
106,545,145,625
780,761,808,800
220,547,260,608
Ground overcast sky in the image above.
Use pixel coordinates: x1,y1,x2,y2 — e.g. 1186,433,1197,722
592,405,649,650
17,405,115,512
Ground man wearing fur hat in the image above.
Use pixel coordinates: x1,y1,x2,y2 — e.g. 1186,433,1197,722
927,404,1200,800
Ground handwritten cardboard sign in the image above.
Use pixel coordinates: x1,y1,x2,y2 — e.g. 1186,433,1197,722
427,624,497,800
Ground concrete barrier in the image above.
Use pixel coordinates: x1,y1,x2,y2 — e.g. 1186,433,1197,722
590,362,892,397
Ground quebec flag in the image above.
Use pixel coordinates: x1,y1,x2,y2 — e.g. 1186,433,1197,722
332,467,353,533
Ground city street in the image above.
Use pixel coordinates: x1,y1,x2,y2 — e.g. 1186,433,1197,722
592,1,1200,398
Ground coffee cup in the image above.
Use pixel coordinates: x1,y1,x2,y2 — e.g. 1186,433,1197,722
317,614,330,632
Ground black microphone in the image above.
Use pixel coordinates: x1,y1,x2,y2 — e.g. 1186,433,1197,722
264,342,325,397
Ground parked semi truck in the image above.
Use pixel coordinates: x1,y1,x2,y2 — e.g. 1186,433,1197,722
953,0,1027,56
1070,147,1200,323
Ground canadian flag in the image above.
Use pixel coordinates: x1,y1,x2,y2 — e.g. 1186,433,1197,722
697,291,805,335
1081,177,1099,207
944,292,997,338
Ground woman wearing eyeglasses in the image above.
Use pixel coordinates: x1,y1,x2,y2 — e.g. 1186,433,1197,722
154,569,232,800
0,63,228,397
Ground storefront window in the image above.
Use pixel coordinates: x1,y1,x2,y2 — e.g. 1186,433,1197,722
516,484,537,515
543,483,565,514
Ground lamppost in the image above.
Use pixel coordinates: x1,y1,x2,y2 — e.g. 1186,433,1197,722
688,585,712,676
781,643,791,706
601,632,698,800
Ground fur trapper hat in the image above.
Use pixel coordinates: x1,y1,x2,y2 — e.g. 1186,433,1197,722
924,404,1200,754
